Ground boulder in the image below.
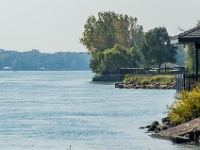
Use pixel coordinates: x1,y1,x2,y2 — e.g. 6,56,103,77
115,82,120,88
193,126,200,142
161,117,171,127
145,125,151,128
148,125,157,132
118,84,124,89
172,136,190,143
135,85,140,89
148,121,160,132
151,121,159,126
139,126,145,129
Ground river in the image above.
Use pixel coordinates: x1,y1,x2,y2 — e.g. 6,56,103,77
0,71,198,150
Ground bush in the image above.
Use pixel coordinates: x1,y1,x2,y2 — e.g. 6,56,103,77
167,82,200,124
141,79,149,85
123,74,134,83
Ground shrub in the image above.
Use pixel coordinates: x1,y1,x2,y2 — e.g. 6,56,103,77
141,79,149,85
123,74,134,83
167,82,200,124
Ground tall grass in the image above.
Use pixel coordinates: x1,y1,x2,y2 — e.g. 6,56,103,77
123,74,175,85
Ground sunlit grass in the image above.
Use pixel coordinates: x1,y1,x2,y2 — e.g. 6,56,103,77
123,74,175,85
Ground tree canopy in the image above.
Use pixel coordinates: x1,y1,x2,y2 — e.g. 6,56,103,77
0,49,91,70
80,11,143,54
80,11,191,74
89,45,141,73
140,27,177,68
80,11,144,73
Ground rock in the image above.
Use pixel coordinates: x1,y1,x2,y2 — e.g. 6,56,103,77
172,136,190,143
135,85,140,89
161,117,171,127
118,84,124,89
147,121,160,132
160,85,168,89
193,126,200,142
151,121,159,126
139,126,145,129
145,125,151,128
154,84,159,89
161,126,168,130
115,82,120,88
148,125,157,132
155,127,161,132
152,117,200,142
184,134,190,138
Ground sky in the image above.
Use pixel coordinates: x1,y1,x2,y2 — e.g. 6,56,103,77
0,0,200,53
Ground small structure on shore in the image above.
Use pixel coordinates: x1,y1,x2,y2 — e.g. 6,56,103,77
171,26,200,92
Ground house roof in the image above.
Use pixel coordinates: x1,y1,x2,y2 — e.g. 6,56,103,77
171,26,200,44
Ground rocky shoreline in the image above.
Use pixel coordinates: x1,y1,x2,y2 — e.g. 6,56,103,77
141,117,200,144
115,82,176,89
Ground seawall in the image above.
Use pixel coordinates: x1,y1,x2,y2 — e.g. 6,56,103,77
92,75,122,82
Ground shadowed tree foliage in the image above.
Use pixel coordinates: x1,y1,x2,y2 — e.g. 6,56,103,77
90,44,141,73
140,27,177,68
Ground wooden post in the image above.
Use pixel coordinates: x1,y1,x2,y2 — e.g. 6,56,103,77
195,43,200,81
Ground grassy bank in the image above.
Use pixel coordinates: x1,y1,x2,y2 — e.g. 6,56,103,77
123,74,176,85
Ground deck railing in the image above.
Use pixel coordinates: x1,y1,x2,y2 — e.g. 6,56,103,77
176,74,200,93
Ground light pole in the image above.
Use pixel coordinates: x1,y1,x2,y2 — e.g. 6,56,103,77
164,41,167,73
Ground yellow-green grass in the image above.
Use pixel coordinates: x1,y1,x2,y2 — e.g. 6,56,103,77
123,74,175,85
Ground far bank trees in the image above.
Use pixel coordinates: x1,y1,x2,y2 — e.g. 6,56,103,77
0,49,90,70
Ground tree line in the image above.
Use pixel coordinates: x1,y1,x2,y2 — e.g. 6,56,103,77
0,49,91,71
80,11,195,74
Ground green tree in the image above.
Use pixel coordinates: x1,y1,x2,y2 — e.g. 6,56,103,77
80,11,144,73
90,45,141,73
141,27,177,68
80,12,142,52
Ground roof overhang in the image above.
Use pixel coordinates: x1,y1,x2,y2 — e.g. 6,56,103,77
171,26,200,45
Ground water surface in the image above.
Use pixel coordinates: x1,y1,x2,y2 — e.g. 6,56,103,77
0,71,198,150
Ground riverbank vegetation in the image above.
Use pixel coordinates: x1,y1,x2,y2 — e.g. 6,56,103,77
80,11,181,75
123,74,175,85
167,82,200,125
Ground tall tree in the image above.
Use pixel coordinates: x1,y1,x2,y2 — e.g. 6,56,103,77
141,27,177,68
80,11,144,73
80,11,141,54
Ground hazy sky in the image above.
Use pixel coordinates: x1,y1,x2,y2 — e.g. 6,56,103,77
0,0,200,53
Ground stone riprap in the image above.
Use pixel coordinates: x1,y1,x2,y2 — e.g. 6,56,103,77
115,82,176,89
143,118,200,143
